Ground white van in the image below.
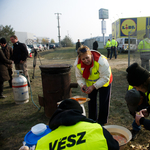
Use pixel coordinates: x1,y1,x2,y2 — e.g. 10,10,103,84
117,38,137,53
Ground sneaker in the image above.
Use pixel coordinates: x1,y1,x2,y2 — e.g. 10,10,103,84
130,129,140,141
0,95,7,99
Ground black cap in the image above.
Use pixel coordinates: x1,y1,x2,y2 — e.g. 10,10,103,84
58,99,83,113
126,63,150,86
0,38,6,44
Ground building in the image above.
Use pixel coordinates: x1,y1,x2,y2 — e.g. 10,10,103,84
112,16,150,40
15,32,50,44
83,35,111,49
15,31,36,44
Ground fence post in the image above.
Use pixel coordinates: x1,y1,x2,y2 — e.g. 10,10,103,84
128,29,134,67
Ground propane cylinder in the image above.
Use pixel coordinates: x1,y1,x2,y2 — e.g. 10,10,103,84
12,70,29,104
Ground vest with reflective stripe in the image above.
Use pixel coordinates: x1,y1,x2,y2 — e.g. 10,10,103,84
128,85,150,105
77,55,112,87
36,122,108,150
111,39,117,47
138,39,150,52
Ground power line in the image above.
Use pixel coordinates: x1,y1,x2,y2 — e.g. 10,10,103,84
55,13,62,47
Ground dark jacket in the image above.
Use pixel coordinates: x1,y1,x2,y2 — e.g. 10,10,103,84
49,109,119,150
12,41,28,64
76,41,81,50
2,45,13,69
0,49,12,82
93,41,98,50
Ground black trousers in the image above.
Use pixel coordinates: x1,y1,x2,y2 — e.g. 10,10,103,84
107,48,111,58
88,84,111,125
110,47,117,59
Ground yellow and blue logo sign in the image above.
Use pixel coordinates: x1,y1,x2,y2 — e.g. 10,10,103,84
120,18,137,36
146,17,150,36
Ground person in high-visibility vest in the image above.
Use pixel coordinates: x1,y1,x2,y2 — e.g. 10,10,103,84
126,62,150,140
125,87,149,140
105,39,111,58
35,99,119,150
110,38,117,59
138,34,150,71
74,45,112,126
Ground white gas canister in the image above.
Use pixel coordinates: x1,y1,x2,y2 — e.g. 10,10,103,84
12,70,29,104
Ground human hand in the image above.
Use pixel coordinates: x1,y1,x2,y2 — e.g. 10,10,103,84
85,85,95,94
140,109,149,118
20,60,24,64
81,85,87,93
135,111,144,126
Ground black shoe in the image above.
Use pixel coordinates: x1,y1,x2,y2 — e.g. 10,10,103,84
130,129,140,141
0,95,7,99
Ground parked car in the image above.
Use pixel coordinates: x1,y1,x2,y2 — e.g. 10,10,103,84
55,43,60,48
49,44,55,49
42,44,47,50
27,44,39,52
37,44,44,51
26,45,32,56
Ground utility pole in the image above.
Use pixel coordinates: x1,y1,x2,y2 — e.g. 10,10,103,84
55,13,61,47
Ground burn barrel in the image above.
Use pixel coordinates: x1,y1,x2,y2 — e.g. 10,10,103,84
39,64,78,118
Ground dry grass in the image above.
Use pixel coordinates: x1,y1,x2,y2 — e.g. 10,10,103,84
0,47,150,150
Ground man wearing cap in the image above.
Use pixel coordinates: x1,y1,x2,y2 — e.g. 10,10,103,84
126,62,150,140
36,99,119,150
125,88,149,140
0,38,13,88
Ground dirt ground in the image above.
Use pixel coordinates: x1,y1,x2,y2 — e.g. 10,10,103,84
1,48,150,150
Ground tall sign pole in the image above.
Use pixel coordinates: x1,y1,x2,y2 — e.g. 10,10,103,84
55,13,62,47
99,8,109,46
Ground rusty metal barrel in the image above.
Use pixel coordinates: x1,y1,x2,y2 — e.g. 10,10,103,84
39,64,78,118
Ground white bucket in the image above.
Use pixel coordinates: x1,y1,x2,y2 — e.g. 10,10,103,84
12,70,29,104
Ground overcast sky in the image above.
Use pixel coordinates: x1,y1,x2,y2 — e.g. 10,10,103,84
0,0,150,43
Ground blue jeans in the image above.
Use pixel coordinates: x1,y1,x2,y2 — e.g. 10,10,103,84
132,120,141,131
110,47,117,59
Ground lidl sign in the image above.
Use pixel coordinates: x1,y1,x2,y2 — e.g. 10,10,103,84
120,18,137,36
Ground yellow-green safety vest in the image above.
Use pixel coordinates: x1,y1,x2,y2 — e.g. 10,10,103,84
77,55,112,87
111,39,117,47
138,38,150,52
36,121,108,150
128,85,150,105
105,41,111,48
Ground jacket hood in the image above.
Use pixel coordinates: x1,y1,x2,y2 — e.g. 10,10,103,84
49,108,95,131
144,38,150,43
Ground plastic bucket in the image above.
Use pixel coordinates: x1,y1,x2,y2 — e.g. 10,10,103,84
24,125,51,148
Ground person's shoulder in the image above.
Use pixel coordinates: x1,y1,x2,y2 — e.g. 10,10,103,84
18,42,27,48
